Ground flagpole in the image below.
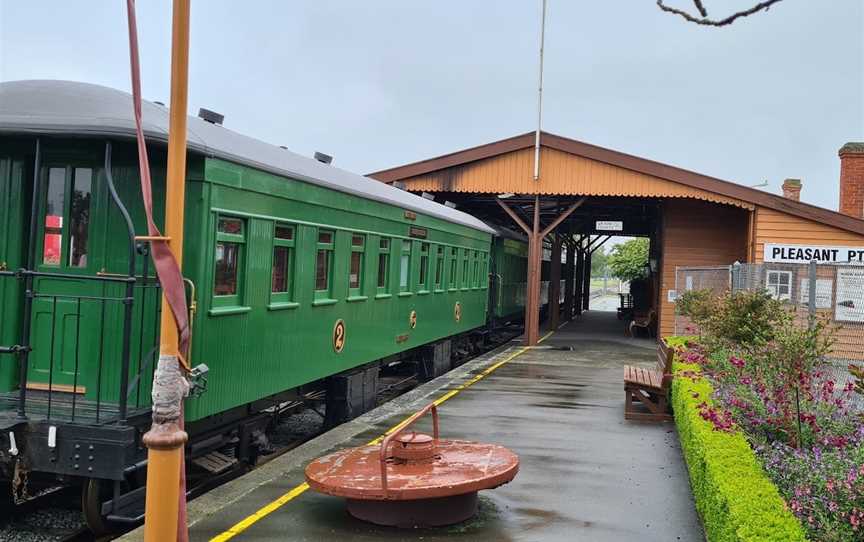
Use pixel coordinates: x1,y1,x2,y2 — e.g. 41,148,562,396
533,0,547,181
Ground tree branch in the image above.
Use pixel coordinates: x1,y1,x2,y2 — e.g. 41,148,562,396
692,0,708,17
657,0,784,27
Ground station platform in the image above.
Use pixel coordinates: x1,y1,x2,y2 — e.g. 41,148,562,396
123,306,704,541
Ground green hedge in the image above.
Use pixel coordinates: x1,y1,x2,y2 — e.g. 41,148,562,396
668,337,807,542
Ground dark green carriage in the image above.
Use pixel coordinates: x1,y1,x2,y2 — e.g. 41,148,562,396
489,233,528,322
183,158,492,421
0,81,494,432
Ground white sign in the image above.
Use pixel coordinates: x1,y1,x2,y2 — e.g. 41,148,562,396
595,220,623,231
667,289,678,302
764,243,864,264
835,268,864,323
799,278,833,309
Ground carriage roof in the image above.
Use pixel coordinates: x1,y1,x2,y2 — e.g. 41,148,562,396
0,80,494,234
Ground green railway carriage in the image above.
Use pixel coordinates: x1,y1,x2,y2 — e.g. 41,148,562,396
0,80,495,524
187,158,492,421
489,231,529,322
488,229,554,324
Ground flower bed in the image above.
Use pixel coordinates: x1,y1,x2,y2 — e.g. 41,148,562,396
675,289,864,541
670,337,807,542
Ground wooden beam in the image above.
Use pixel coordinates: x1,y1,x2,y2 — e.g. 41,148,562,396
496,198,531,235
540,197,586,238
590,235,612,254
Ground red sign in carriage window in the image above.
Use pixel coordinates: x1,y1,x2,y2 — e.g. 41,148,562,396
43,215,63,265
42,167,66,266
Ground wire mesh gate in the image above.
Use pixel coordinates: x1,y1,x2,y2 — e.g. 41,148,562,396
674,261,864,408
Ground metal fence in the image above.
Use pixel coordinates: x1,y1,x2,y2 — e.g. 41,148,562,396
674,262,864,407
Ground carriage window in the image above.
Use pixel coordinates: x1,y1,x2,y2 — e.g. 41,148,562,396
472,250,480,288
271,224,294,299
349,234,365,292
434,246,444,290
399,241,411,292
42,168,66,266
68,168,92,267
219,218,243,235
418,243,429,291
315,229,334,297
377,238,390,290
461,249,469,289
272,247,290,292
275,225,294,241
449,247,458,289
214,217,245,299
215,244,240,295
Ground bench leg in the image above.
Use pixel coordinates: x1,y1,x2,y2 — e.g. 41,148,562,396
624,386,672,422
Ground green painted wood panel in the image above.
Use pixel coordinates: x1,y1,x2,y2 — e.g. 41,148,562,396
0,143,30,391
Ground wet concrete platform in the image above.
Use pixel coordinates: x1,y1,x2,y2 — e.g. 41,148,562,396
123,307,704,541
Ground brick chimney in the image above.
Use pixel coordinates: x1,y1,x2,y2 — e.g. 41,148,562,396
781,178,801,201
839,142,864,218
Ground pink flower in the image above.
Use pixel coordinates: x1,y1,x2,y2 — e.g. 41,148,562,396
729,356,745,369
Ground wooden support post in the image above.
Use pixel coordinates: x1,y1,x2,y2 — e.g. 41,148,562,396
498,197,586,345
496,197,539,345
583,249,592,311
549,236,562,329
563,239,575,321
526,196,542,345
575,238,584,316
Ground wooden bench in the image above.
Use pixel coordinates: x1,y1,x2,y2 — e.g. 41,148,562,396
626,308,656,338
624,338,674,421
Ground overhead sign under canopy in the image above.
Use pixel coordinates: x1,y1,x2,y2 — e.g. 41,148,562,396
596,220,623,231
764,243,864,264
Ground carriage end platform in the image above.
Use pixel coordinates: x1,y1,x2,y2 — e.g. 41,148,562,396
121,312,704,542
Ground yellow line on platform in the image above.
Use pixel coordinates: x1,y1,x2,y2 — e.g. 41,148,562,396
209,329,554,541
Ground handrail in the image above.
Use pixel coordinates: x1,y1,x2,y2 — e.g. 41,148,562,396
378,403,439,495
104,141,138,423
17,137,42,418
104,142,137,280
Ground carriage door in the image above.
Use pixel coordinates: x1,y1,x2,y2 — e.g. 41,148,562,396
28,165,102,391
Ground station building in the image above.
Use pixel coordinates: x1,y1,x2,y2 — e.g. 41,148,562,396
371,133,864,345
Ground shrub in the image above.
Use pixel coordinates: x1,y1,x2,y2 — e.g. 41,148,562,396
677,289,791,349
671,341,807,542
675,289,717,330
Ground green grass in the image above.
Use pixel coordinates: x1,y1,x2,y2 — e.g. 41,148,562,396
669,337,807,542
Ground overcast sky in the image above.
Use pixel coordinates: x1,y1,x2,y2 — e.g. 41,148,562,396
1,1,862,211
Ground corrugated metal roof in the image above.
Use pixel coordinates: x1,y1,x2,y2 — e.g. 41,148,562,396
0,80,494,234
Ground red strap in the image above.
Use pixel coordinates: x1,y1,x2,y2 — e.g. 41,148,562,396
125,0,191,363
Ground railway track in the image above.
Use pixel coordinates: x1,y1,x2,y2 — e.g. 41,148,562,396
0,329,519,541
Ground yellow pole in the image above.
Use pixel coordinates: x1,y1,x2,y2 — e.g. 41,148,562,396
143,0,191,540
